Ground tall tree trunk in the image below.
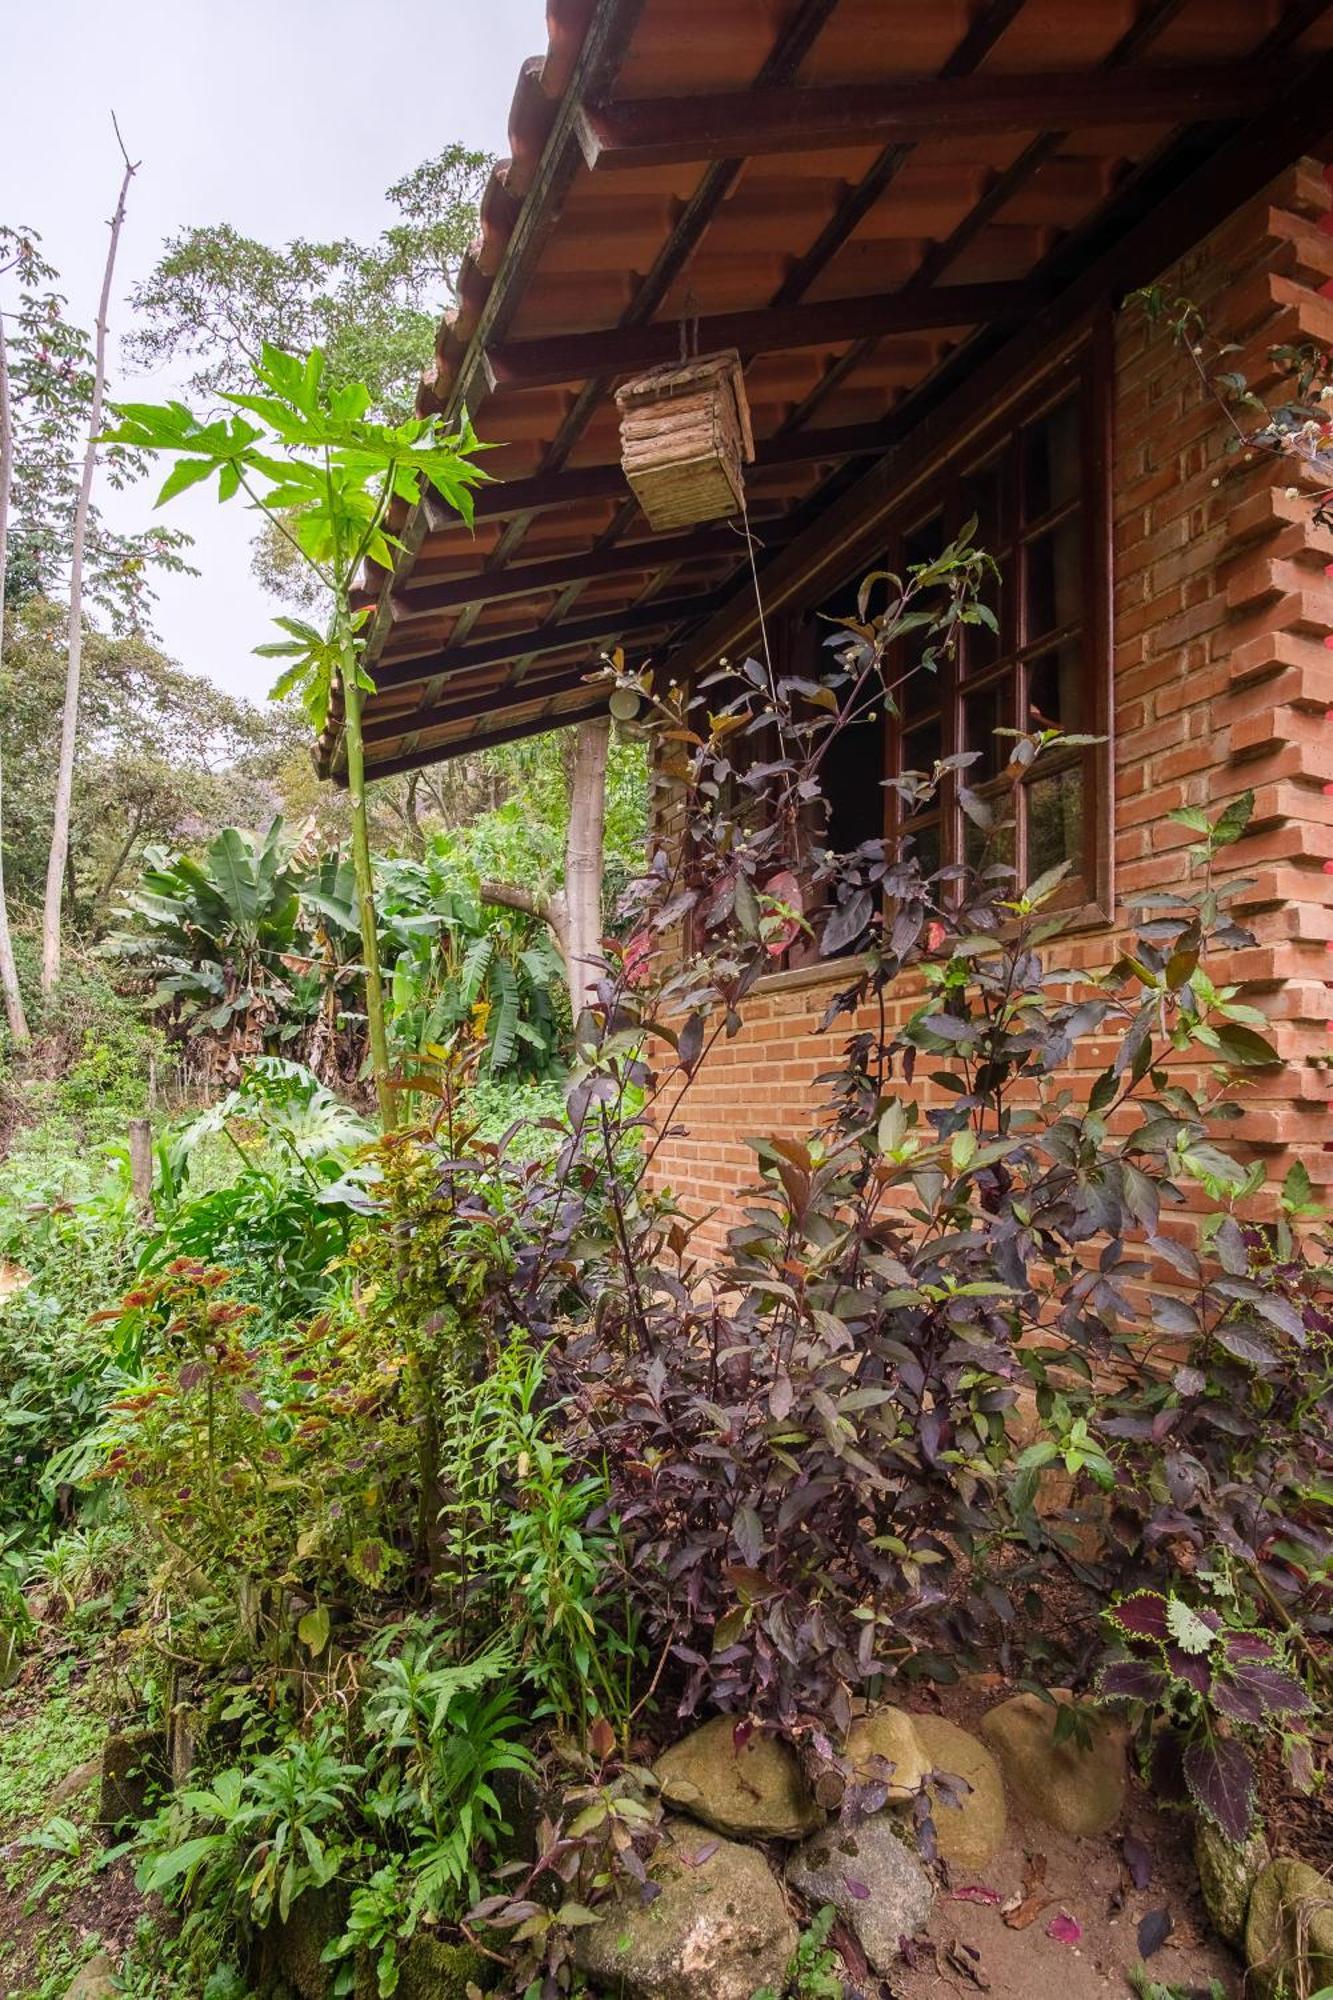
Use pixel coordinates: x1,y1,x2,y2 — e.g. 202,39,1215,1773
481,714,611,1019
40,139,137,994
0,290,31,1044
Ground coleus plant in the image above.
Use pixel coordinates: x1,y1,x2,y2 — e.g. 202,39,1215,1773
1097,1589,1312,1840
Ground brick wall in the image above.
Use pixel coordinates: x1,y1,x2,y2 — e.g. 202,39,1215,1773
646,159,1333,1250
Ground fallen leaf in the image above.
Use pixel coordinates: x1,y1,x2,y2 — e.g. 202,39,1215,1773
945,1941,991,1989
845,1876,871,1900
1046,1913,1082,1945
1003,1858,1054,1931
1003,1895,1056,1931
1138,1908,1174,1959
953,1886,1001,1906
1122,1833,1154,1891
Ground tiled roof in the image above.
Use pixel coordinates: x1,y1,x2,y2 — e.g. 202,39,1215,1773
320,0,1333,781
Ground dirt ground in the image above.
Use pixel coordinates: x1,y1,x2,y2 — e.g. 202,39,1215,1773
890,1680,1240,2000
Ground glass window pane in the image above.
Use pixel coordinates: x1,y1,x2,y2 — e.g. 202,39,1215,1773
903,717,943,771
1026,639,1083,731
1024,511,1081,640
962,562,1003,674
962,677,1012,783
906,819,941,875
963,455,1006,553
1026,764,1084,882
900,661,941,723
965,806,1015,876
904,513,946,572
1023,395,1080,519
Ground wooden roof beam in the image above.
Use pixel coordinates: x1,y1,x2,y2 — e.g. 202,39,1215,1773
372,590,713,692
361,663,604,747
419,416,900,534
576,65,1284,172
484,280,1034,389
361,702,612,782
391,522,773,623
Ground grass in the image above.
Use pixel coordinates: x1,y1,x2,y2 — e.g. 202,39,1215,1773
0,1683,103,1828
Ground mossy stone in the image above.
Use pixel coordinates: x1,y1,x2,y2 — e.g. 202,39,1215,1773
1245,1857,1333,2000
1195,1818,1269,1946
909,1714,1006,1870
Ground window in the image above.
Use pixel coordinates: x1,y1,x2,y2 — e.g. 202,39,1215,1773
795,332,1112,923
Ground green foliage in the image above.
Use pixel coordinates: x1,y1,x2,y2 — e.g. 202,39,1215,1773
0,1134,142,1548
751,1905,843,2000
104,341,485,737
125,147,492,420
377,851,566,1078
0,1684,102,1827
436,1342,638,1738
0,228,193,628
109,818,306,1042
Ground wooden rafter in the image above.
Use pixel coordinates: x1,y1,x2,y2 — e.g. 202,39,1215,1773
372,590,714,693
575,65,1279,172
392,522,779,622
484,281,1035,390
361,663,603,747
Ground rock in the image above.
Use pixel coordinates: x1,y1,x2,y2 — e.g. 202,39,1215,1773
788,1814,934,1971
62,1955,117,2000
97,1724,168,1831
1195,1818,1270,1946
396,1933,495,1998
1245,1857,1333,2000
846,1707,929,1803
267,1882,349,2000
654,1715,821,1840
49,1755,101,1807
910,1714,1006,1870
574,1817,798,2000
978,1691,1126,1838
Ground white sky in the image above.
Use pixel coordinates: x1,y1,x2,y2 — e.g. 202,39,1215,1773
2,0,543,702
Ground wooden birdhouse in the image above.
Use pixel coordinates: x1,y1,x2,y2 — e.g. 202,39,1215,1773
614,350,755,532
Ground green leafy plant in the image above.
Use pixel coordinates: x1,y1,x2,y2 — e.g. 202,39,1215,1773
104,343,486,1122
1096,1588,1312,1840
751,1903,843,1999
138,1724,361,1927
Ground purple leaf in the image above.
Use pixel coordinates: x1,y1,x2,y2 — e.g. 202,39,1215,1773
1046,1913,1082,1944
953,1885,1001,1905
1122,1834,1153,1891
1209,1678,1267,1727
1097,1661,1169,1704
1111,1591,1170,1643
1165,1645,1212,1695
845,1876,871,1901
1137,1908,1174,1959
1183,1737,1255,1844
1228,1659,1313,1718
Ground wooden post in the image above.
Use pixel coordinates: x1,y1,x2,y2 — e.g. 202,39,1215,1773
129,1117,154,1218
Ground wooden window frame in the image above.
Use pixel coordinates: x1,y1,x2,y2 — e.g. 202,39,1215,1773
883,321,1114,925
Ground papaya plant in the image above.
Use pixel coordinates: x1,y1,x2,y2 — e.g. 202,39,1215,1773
102,343,486,1126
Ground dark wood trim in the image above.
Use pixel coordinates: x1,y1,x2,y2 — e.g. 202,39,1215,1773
454,418,904,530
391,524,779,622
576,67,1273,172
361,663,603,747
371,590,715,693
358,702,612,784
484,282,1036,390
396,0,842,661
349,0,647,678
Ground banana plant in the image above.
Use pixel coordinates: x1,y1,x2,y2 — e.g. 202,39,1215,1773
109,819,305,1062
